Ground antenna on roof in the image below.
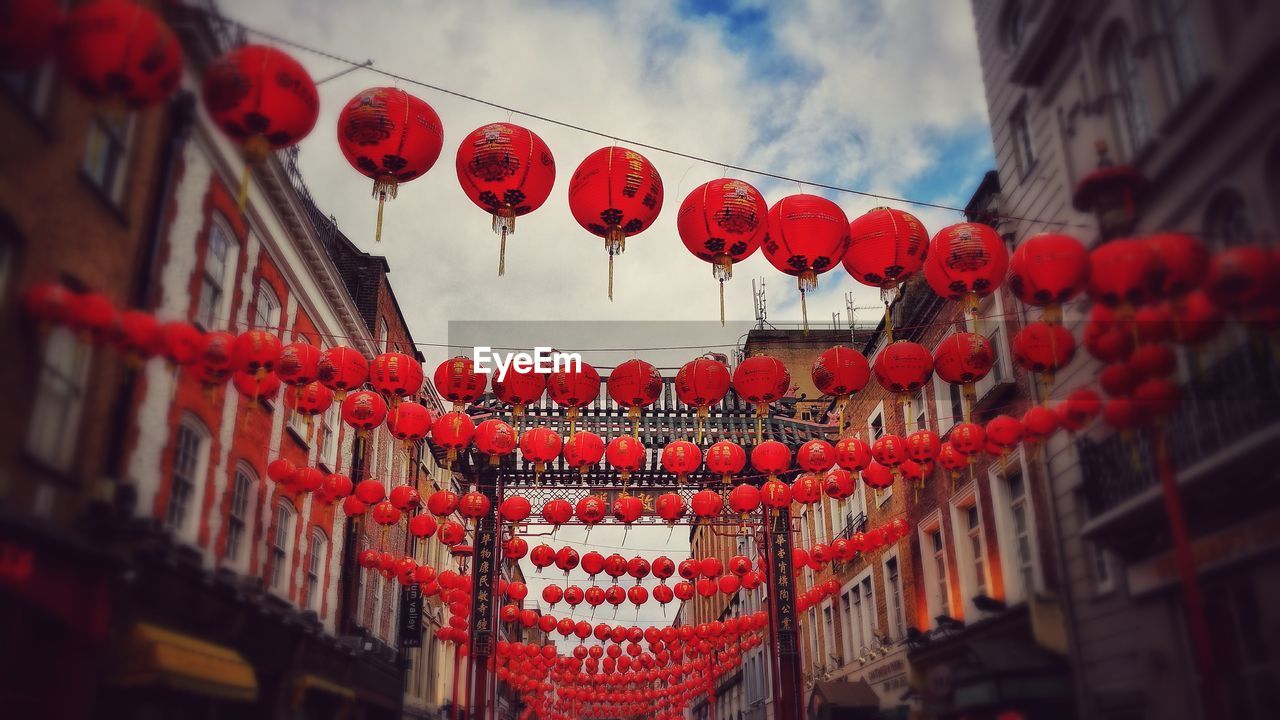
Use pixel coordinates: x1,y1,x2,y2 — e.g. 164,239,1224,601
752,277,767,330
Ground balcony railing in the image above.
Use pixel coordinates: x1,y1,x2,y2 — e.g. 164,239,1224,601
1078,340,1280,516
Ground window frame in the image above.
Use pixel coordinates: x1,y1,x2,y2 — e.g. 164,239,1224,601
1202,188,1252,249
26,326,92,474
270,498,296,594
251,281,281,334
882,549,908,641
80,111,136,207
165,414,212,541
196,214,235,330
821,599,838,668
1009,104,1036,179
988,449,1043,605
918,511,953,627
950,484,991,620
225,461,256,567
1099,23,1152,160
305,528,327,611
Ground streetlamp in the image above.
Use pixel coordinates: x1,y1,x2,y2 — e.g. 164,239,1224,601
1071,140,1148,241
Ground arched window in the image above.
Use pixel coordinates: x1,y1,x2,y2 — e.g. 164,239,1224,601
1203,189,1252,248
251,281,280,333
196,213,234,329
270,498,295,592
1100,24,1151,159
166,414,211,536
1146,0,1201,105
305,529,328,611
225,462,256,564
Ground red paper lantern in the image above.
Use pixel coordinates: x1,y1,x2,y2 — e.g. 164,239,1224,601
1058,388,1102,431
342,496,368,516
563,431,605,475
608,359,663,423
1008,233,1089,310
690,490,722,519
338,87,444,242
425,489,457,516
341,390,388,432
678,179,769,320
627,557,651,581
498,496,530,524
433,356,486,410
1100,362,1134,397
389,485,422,512
843,207,929,289
1172,291,1224,346
1022,406,1060,442
791,473,823,505
985,415,1024,450
116,310,163,360
504,537,528,560
1133,378,1181,419
568,146,664,299
933,333,995,385
321,474,353,501
1087,238,1158,307
519,426,563,478
1205,245,1277,315
655,489,686,525
1128,343,1176,380
59,0,181,109
871,434,908,468
760,479,791,509
811,346,871,400
824,469,856,500
409,514,438,538
457,122,556,273
750,440,791,480
1103,397,1138,430
675,357,731,435
547,361,601,431
159,322,204,366
606,436,646,482
613,495,644,525
862,462,894,490
906,430,940,463
576,496,607,526
796,439,836,473
555,546,581,572
458,491,491,521
728,484,761,516
232,370,280,403
371,501,401,526
733,355,790,437
872,341,934,395
388,401,433,442
1012,322,1076,379
924,222,1009,308
652,556,675,580
937,442,967,477
1133,304,1174,344
64,292,118,345
318,346,368,398
762,194,850,327
432,411,476,464
276,342,322,386
267,458,296,485
705,440,746,483
474,419,517,465
834,436,871,472
493,365,547,418
1145,232,1209,298
370,352,424,402
661,440,702,481
541,500,573,527
229,329,282,378
202,45,318,194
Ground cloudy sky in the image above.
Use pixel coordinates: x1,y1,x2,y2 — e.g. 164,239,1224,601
218,0,994,371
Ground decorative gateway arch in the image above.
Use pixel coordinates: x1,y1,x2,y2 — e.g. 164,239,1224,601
438,371,834,720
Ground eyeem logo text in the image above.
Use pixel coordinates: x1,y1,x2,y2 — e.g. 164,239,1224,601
473,347,582,382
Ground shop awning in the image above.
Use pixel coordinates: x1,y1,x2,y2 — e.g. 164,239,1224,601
111,623,257,702
295,673,356,701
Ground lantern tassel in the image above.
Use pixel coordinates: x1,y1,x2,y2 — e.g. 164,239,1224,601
494,207,515,277
237,164,252,211
375,192,386,243
798,272,817,336
606,229,626,301
719,279,726,326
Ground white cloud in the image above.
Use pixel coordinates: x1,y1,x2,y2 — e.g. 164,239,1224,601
215,0,991,367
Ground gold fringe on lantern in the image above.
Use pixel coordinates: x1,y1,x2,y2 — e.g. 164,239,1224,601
238,136,271,212
494,206,516,276
713,255,734,326
606,228,627,301
798,271,817,336
628,406,641,438
696,406,709,444
755,405,767,445
567,407,579,436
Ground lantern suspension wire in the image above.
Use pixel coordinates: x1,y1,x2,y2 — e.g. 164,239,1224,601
202,8,1099,229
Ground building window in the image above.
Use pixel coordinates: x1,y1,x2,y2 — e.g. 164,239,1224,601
921,523,952,625
317,405,339,469
306,529,327,611
885,555,906,640
1100,24,1151,159
2,63,56,118
270,499,295,592
225,463,254,564
868,404,885,440
197,216,233,329
1005,471,1036,601
822,601,837,668
951,494,989,619
1010,106,1035,178
252,282,280,333
1203,189,1252,248
166,416,210,535
377,318,389,353
843,573,877,661
26,327,91,472
81,112,134,206
910,390,930,433
1000,0,1026,52
1147,0,1201,105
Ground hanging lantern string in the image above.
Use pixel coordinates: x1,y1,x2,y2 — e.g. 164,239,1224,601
194,5,1110,232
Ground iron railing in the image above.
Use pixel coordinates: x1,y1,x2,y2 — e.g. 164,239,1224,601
1078,340,1280,516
